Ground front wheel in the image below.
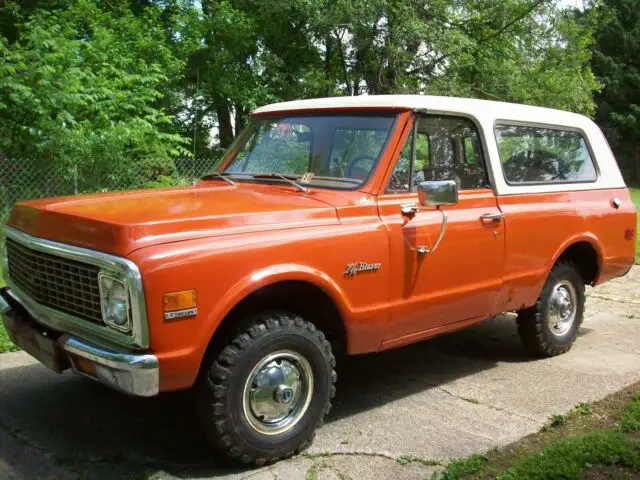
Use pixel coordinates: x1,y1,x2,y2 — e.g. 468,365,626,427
196,313,336,465
517,261,585,357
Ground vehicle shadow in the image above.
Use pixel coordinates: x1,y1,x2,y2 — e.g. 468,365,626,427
0,315,576,479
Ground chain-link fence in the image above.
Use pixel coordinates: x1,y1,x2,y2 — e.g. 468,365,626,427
0,156,221,224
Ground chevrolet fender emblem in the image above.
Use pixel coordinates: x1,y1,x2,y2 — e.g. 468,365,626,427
344,262,381,277
164,308,198,321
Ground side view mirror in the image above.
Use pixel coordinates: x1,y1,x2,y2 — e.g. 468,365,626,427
417,180,458,207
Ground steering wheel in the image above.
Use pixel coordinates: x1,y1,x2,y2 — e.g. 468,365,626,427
388,171,407,191
347,155,376,180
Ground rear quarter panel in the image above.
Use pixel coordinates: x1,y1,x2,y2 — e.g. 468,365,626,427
495,188,636,313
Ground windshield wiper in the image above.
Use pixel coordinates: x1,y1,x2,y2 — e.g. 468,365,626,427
201,172,236,186
251,173,308,193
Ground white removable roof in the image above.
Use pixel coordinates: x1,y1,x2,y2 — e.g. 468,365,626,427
254,95,627,195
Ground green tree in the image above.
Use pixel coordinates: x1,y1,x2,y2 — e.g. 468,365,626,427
440,1,600,115
592,0,640,180
0,0,189,193
274,0,598,112
0,0,604,180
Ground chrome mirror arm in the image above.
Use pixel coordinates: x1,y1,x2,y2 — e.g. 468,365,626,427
417,208,448,255
430,209,448,253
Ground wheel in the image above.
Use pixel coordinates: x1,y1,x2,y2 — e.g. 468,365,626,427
196,312,336,465
517,261,585,357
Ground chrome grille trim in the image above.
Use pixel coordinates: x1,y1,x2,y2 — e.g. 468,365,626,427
1,226,149,349
6,239,103,323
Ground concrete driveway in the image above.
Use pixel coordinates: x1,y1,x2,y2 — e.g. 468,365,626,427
1,268,639,480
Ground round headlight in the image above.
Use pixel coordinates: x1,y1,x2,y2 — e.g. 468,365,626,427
99,275,130,331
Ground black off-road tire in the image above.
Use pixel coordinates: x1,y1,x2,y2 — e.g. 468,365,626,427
517,262,585,357
196,313,336,466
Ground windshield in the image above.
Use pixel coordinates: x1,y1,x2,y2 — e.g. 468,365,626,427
219,114,396,189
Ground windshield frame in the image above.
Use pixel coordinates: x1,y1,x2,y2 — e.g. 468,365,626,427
214,111,399,191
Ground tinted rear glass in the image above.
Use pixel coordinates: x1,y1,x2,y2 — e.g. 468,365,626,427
495,124,597,184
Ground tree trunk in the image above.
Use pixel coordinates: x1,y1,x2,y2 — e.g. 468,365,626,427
235,104,247,135
217,103,234,149
325,34,332,95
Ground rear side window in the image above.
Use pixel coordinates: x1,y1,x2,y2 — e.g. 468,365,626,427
495,124,597,184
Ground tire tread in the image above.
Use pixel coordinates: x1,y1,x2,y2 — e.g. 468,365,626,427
198,313,336,465
517,261,585,357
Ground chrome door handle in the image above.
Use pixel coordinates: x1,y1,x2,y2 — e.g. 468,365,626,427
480,212,503,224
401,203,419,215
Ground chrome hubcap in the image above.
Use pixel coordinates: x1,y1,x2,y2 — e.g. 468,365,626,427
242,350,314,435
548,280,577,336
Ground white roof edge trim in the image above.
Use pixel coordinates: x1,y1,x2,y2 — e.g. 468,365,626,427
253,95,589,121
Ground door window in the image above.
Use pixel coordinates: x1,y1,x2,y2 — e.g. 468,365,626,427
387,115,488,192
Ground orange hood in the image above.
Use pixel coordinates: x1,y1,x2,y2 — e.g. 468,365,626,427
6,183,339,256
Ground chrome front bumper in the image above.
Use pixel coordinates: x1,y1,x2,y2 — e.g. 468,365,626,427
0,288,159,397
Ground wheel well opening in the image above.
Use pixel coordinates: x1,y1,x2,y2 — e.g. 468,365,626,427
202,281,347,368
557,242,599,285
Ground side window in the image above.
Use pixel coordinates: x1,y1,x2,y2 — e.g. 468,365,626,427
494,124,597,184
387,115,488,193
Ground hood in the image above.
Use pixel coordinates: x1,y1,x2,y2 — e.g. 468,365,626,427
6,183,339,256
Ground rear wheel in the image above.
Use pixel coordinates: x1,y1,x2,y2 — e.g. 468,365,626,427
196,313,336,465
517,262,585,357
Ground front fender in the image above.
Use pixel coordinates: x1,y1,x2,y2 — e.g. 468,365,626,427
130,222,390,392
200,263,353,348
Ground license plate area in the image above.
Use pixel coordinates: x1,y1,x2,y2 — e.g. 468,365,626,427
2,302,68,373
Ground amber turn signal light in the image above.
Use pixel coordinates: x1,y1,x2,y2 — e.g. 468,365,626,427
73,356,97,378
164,290,197,312
163,290,198,321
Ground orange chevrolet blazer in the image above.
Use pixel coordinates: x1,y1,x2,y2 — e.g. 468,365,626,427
1,95,637,464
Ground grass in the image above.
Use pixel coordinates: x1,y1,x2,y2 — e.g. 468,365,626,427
434,384,640,479
630,185,640,264
0,261,17,354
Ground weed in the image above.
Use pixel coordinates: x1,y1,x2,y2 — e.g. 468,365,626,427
550,414,566,427
431,454,488,479
574,402,592,417
619,393,640,432
396,455,440,467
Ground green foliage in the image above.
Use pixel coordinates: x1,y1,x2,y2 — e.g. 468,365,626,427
551,413,567,427
0,323,18,354
619,392,640,432
0,263,18,354
435,390,640,480
0,0,615,198
592,0,640,179
426,1,600,116
182,0,601,153
432,454,488,480
497,430,640,479
575,402,592,417
0,0,189,192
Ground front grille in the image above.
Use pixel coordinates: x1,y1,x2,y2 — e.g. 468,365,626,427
6,238,103,324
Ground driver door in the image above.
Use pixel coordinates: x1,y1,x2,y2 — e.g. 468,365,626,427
379,114,505,347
